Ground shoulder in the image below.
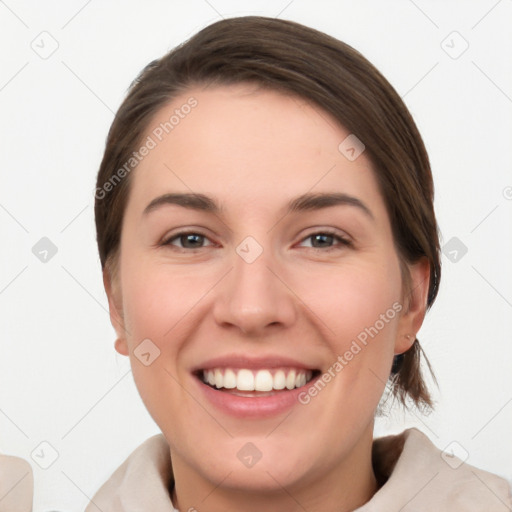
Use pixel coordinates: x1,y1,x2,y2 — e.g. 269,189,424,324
0,454,33,512
86,434,175,511
361,428,512,512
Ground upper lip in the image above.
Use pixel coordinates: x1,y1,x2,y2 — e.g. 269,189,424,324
192,354,319,372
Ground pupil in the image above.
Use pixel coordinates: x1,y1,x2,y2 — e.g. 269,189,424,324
179,234,334,249
183,234,203,248
313,234,333,247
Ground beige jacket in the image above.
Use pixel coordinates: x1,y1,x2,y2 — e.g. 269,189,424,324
86,428,512,511
1,429,510,511
0,454,33,512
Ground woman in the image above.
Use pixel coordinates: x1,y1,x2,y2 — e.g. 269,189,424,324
88,16,511,511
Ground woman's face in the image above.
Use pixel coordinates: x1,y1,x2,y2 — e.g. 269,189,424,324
106,83,428,497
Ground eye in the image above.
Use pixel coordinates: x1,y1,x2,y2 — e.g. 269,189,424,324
298,231,352,250
160,230,351,252
162,231,215,250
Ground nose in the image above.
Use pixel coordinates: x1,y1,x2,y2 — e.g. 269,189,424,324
212,241,297,336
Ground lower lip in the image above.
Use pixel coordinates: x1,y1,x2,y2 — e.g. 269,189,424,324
195,375,319,418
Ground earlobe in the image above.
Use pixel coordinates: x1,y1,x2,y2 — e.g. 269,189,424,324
114,338,129,356
396,333,415,355
103,267,126,343
395,257,430,354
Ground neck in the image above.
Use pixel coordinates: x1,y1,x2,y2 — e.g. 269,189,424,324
170,423,378,512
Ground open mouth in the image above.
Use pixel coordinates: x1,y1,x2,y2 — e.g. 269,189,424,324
195,367,321,396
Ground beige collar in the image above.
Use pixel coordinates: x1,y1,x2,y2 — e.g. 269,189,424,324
87,428,511,511
356,428,511,511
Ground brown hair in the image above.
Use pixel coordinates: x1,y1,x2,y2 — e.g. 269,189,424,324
95,16,441,412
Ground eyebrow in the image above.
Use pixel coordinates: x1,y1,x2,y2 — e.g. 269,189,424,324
142,192,374,220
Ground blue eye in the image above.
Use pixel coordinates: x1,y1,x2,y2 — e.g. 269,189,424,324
163,232,213,249
299,231,351,250
161,230,351,251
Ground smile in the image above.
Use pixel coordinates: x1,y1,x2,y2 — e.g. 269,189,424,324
192,355,322,417
201,368,317,393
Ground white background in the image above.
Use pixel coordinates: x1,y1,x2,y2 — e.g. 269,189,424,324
1,1,511,510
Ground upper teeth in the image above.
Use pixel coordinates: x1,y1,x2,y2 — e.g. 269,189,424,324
202,368,313,392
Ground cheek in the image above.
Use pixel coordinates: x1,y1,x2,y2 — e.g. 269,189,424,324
298,258,402,345
292,259,402,404
118,258,222,424
120,258,206,342
117,260,183,398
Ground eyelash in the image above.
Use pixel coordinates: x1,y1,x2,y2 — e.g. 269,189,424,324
160,230,352,252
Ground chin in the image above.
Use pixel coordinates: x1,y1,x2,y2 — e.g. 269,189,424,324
196,434,318,489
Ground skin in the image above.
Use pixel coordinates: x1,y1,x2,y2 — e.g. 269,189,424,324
104,83,430,512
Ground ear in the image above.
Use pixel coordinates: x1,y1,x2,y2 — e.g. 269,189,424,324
395,257,430,355
103,267,129,356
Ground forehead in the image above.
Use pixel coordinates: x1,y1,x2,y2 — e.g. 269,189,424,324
126,83,384,216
